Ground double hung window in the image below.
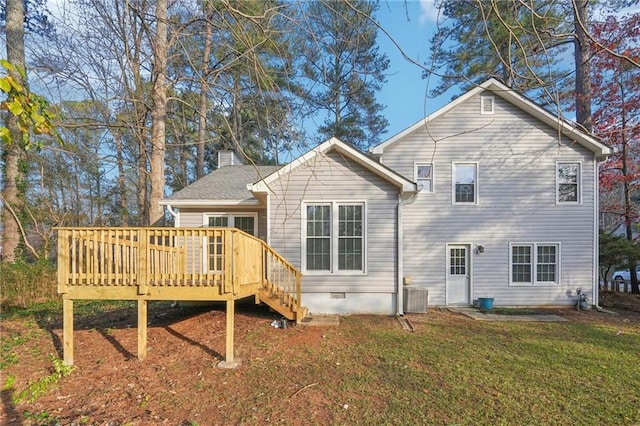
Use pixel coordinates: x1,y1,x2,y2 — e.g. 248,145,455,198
304,202,365,274
453,163,478,204
414,163,433,192
510,243,560,285
557,162,580,203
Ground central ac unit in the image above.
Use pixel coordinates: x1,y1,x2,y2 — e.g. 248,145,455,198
404,286,428,313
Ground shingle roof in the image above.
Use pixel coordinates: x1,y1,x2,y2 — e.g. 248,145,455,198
164,165,280,203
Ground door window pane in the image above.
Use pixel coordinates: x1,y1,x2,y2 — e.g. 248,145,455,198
234,216,255,235
450,248,466,275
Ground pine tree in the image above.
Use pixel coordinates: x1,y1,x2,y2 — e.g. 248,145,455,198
295,0,389,150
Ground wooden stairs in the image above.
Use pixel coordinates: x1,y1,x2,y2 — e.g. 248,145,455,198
258,284,308,323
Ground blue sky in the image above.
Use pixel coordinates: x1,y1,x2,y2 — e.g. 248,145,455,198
374,0,452,139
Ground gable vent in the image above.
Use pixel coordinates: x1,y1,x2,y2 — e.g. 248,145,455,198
404,287,429,313
480,95,494,115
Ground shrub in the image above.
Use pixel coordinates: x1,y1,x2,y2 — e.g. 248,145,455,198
0,260,58,309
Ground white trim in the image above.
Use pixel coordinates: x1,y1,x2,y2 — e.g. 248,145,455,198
480,95,495,115
250,137,418,194
301,200,367,276
414,162,434,193
445,243,473,306
159,199,261,207
508,242,562,286
370,78,613,159
556,161,582,205
452,162,479,205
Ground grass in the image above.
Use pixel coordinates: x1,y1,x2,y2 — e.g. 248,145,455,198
229,314,640,425
2,299,639,424
481,307,548,315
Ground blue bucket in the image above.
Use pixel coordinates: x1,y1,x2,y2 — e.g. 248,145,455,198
478,297,494,310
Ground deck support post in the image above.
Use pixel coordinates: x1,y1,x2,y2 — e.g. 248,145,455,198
138,299,148,360
63,298,74,366
218,298,240,368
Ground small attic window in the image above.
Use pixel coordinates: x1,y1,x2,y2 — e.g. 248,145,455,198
480,95,494,115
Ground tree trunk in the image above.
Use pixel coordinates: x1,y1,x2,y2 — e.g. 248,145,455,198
149,0,168,226
113,131,129,226
197,9,213,179
2,0,26,262
618,83,639,294
573,0,592,133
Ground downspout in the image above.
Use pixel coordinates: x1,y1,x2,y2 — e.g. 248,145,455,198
397,191,419,316
166,204,179,227
266,193,271,245
593,156,600,308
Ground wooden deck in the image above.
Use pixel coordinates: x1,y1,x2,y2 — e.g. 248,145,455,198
56,227,305,367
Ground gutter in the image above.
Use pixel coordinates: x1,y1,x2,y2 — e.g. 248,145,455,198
397,191,419,316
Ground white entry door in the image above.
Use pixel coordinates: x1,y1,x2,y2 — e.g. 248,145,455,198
447,245,470,305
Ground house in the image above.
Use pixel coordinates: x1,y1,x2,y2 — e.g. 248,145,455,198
161,78,613,315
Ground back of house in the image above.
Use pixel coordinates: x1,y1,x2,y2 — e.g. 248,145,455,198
162,78,612,315
371,78,611,310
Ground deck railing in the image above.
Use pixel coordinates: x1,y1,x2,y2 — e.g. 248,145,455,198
56,227,302,312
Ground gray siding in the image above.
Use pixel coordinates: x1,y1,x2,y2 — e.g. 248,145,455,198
381,92,597,306
269,150,400,293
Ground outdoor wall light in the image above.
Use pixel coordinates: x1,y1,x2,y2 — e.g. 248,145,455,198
477,244,485,254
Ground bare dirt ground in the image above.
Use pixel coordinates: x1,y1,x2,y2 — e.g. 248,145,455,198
2,291,639,425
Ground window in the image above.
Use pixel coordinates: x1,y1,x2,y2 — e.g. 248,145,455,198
303,202,365,274
306,205,331,271
510,243,559,285
414,163,433,192
481,95,494,114
204,213,257,272
453,163,477,204
205,214,256,235
557,162,580,203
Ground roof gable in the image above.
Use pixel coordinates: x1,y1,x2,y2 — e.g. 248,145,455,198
250,137,417,194
370,78,613,159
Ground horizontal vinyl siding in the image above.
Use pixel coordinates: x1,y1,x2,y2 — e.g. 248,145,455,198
382,92,596,306
270,150,400,293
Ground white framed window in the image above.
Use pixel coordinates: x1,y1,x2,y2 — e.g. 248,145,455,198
480,95,495,115
203,213,257,235
414,162,433,192
203,213,257,272
453,162,478,204
556,162,581,204
509,243,560,285
302,202,366,274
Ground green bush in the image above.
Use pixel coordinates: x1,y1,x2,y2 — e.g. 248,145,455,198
0,260,58,309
